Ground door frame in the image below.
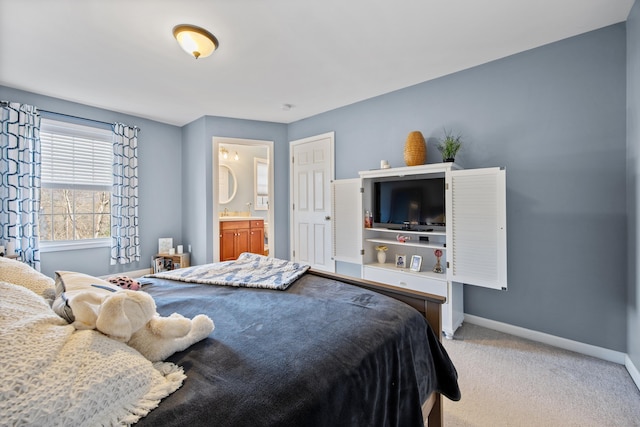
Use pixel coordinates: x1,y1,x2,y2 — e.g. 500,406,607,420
213,136,274,262
289,131,335,270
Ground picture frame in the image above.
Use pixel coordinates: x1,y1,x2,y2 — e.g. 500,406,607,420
153,257,163,274
410,255,422,272
158,237,173,254
395,254,406,268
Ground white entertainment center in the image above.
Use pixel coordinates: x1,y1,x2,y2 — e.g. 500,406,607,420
333,163,507,338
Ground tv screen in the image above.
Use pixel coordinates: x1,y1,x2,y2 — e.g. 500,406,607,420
373,178,445,228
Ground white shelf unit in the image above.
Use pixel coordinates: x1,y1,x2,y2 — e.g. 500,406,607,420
333,163,507,338
366,232,446,250
363,228,448,277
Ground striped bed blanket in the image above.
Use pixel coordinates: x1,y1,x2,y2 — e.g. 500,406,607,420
146,253,310,291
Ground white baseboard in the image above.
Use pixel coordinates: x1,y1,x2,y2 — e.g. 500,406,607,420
626,355,640,391
463,314,626,365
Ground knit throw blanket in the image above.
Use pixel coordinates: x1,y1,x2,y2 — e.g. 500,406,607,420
148,253,310,291
0,281,185,425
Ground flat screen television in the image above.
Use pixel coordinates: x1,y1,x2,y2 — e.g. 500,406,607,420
373,178,445,229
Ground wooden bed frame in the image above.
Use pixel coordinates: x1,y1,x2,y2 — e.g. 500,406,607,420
307,269,447,427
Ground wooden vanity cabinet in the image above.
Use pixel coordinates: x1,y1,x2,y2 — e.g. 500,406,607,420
248,220,265,256
220,219,265,261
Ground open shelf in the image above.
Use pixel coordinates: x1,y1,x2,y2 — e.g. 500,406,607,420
364,262,447,281
365,237,445,251
366,227,446,237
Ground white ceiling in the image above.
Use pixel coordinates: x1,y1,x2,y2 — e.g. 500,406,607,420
0,0,634,126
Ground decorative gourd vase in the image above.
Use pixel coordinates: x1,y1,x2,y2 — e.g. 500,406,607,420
404,131,426,166
377,251,387,264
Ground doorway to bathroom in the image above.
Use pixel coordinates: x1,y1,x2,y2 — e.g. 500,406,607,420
212,137,274,262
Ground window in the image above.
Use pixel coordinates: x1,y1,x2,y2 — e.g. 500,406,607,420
254,157,268,210
39,118,112,247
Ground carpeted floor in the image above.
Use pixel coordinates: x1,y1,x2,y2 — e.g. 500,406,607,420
441,323,640,426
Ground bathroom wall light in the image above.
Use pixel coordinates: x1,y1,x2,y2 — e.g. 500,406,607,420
173,24,219,59
219,147,239,161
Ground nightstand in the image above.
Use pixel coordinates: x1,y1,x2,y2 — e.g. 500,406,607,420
153,253,190,273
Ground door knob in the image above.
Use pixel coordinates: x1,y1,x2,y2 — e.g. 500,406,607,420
325,216,331,221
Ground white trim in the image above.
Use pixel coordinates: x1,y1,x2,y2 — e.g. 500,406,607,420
98,268,152,279
464,314,626,365
626,355,640,391
40,238,110,252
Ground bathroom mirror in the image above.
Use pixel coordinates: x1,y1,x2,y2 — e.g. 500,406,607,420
219,164,237,204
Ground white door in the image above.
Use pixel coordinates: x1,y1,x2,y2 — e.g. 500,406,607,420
290,132,335,272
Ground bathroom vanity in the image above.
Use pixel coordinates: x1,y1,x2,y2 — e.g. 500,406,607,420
219,217,265,261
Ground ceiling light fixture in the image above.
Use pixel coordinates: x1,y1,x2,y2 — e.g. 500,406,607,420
173,24,219,59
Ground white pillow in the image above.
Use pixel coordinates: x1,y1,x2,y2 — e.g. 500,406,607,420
52,271,122,323
0,280,184,426
0,256,55,299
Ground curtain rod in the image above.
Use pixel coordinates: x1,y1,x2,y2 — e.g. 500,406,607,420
2,103,140,132
39,109,140,131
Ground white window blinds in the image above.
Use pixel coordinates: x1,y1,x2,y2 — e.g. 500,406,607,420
256,159,268,195
40,118,112,190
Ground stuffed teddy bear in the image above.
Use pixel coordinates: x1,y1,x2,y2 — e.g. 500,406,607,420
51,269,214,362
69,289,214,362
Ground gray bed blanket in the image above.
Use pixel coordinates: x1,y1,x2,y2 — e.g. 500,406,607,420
137,272,460,427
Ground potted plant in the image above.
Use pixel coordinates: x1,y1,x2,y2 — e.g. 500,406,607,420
437,129,462,162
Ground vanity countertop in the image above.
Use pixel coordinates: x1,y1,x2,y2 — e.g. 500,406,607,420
219,216,264,222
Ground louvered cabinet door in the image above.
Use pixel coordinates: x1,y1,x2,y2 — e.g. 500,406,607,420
447,167,507,290
331,178,363,264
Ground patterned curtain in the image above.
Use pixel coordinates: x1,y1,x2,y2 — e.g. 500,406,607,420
111,123,140,265
0,101,42,270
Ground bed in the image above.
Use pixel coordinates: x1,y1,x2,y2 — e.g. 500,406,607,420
0,255,460,426
137,255,460,427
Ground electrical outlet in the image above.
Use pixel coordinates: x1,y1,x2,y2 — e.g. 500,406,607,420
188,244,192,253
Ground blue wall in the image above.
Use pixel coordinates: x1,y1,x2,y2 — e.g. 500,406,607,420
181,116,288,265
627,0,640,372
1,19,633,354
289,24,628,351
0,86,183,278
